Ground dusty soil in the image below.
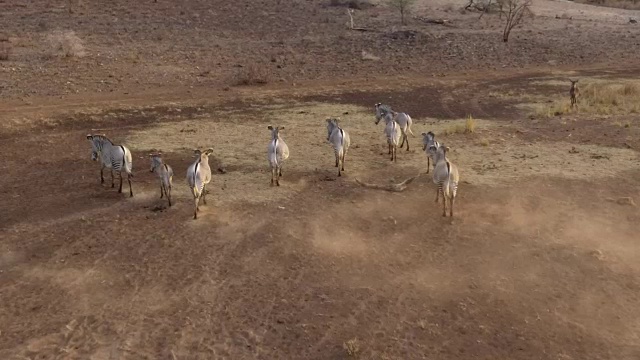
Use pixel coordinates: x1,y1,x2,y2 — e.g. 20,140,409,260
1,1,640,359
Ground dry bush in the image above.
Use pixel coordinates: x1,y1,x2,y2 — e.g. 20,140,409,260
388,0,417,25
46,30,86,58
465,114,476,133
232,64,270,86
502,0,533,42
0,37,11,61
343,338,361,357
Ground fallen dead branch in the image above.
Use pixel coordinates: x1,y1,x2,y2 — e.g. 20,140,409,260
354,173,421,192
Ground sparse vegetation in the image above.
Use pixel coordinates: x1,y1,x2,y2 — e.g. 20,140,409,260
343,338,361,357
388,0,417,25
232,64,270,86
479,138,490,146
46,30,86,58
502,0,533,42
443,115,478,135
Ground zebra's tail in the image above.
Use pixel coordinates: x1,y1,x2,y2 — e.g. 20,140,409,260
406,115,415,136
123,147,134,177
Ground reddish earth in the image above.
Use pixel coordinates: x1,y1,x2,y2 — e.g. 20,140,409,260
1,1,640,359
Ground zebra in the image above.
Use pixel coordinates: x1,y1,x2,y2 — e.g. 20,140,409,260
385,117,402,162
432,144,459,217
569,79,579,109
186,148,213,219
86,134,133,197
374,103,414,151
149,153,174,207
421,131,440,173
326,118,350,177
267,125,290,186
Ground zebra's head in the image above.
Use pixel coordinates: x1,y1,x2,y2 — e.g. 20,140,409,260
326,118,339,141
149,153,163,172
267,125,284,140
86,134,100,161
421,131,436,151
194,148,214,159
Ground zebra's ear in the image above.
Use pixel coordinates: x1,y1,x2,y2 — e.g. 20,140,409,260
326,118,331,123
267,125,273,130
193,149,201,155
86,134,93,139
279,126,285,130
204,148,214,155
421,132,427,136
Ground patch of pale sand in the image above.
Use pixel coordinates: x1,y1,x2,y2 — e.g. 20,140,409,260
124,102,640,205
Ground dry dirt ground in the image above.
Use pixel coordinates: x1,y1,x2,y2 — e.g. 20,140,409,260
2,1,640,360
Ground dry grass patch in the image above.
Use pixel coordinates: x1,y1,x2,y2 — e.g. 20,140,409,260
574,0,640,10
45,30,85,58
343,337,361,357
443,115,477,135
531,79,640,117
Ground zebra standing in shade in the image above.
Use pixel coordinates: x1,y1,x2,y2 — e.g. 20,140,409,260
86,134,134,197
149,153,174,207
186,148,213,220
421,131,440,173
267,125,290,186
432,144,459,217
374,103,414,151
326,118,350,177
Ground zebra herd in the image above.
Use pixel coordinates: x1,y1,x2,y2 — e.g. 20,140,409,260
86,103,460,219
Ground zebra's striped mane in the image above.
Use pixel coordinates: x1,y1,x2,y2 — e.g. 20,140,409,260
92,134,114,144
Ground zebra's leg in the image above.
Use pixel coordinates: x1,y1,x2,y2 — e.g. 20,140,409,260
399,131,406,149
341,150,346,172
279,166,283,177
111,169,115,188
450,196,455,217
405,135,410,151
128,174,133,197
160,184,164,199
435,185,440,203
167,187,172,207
118,172,123,193
335,151,339,167
388,143,391,155
202,185,207,205
276,167,281,186
442,194,447,217
270,168,275,186
100,165,105,184
427,157,430,174
194,197,199,219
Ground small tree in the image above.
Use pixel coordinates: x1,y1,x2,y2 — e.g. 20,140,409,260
388,0,417,25
502,0,532,42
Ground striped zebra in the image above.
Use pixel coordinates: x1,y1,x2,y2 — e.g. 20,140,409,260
86,134,134,197
149,153,174,207
267,125,289,186
432,144,459,217
421,131,440,173
186,148,213,219
326,118,350,177
385,117,402,162
374,103,414,151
